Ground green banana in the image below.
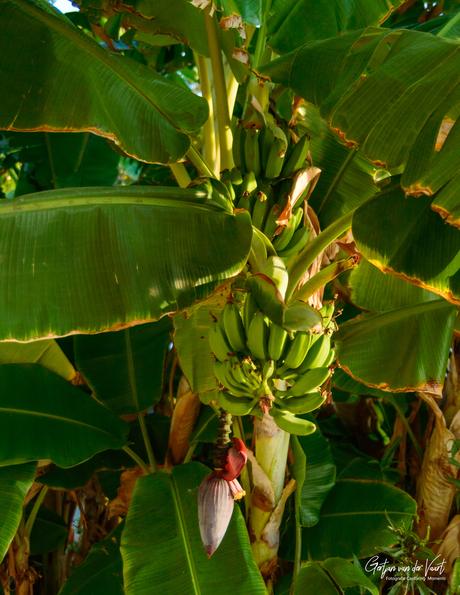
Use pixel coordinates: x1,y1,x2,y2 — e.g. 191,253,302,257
232,121,247,174
299,333,331,371
247,310,269,361
272,207,303,252
214,360,246,396
224,179,235,203
253,226,277,258
241,359,261,388
217,391,259,416
209,318,233,362
262,359,275,381
277,391,326,415
237,190,257,213
229,168,243,186
259,126,276,174
249,226,268,273
240,171,258,195
319,302,335,329
293,181,311,209
268,322,289,362
265,137,286,180
221,360,253,397
323,348,336,368
252,191,273,230
269,407,317,436
282,331,312,370
280,133,310,178
263,195,288,240
242,292,259,335
285,366,331,397
244,127,261,177
232,359,260,391
278,227,310,259
263,256,289,299
222,302,247,353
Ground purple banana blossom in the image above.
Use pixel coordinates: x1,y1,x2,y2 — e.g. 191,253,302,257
198,437,247,558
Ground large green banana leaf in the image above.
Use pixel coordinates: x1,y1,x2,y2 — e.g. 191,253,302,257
0,0,208,163
261,28,460,171
352,186,460,303
293,558,378,595
300,480,416,561
298,105,377,227
267,0,406,53
59,523,124,595
349,258,441,311
0,463,37,561
0,339,75,380
9,132,120,195
121,463,267,595
0,364,130,467
335,299,455,392
0,187,251,340
290,421,336,527
173,289,228,394
26,503,68,555
74,318,172,415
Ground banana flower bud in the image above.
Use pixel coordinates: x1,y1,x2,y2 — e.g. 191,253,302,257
198,437,247,558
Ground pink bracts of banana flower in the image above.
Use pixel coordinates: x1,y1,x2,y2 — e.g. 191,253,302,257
198,437,247,558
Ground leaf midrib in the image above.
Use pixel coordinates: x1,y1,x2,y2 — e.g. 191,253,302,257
320,510,414,518
170,474,201,595
336,298,452,341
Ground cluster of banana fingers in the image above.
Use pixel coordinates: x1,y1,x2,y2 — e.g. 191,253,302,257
221,119,312,263
209,294,336,435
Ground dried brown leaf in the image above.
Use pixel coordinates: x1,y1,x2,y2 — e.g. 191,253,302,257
247,448,276,512
165,375,201,469
107,466,145,519
415,394,460,540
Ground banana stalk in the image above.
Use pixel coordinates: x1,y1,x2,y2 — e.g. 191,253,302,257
249,413,290,571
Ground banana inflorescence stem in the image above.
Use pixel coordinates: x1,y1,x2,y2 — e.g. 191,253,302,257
214,409,233,475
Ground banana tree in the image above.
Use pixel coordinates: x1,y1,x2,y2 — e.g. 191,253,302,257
0,0,460,594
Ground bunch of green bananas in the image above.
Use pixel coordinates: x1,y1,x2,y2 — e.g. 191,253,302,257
222,119,312,263
208,295,337,435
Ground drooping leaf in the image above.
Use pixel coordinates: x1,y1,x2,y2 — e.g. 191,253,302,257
121,463,267,595
0,365,130,468
26,502,67,555
301,480,416,561
352,187,460,304
59,523,124,595
335,299,455,392
37,414,171,489
0,0,208,163
74,318,172,415
267,0,407,53
173,286,229,394
0,339,75,380
0,463,36,561
0,187,252,340
292,558,378,595
349,258,440,312
106,0,210,57
261,28,460,169
298,105,377,227
290,418,336,527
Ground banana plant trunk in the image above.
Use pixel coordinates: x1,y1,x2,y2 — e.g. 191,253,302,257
250,413,290,576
